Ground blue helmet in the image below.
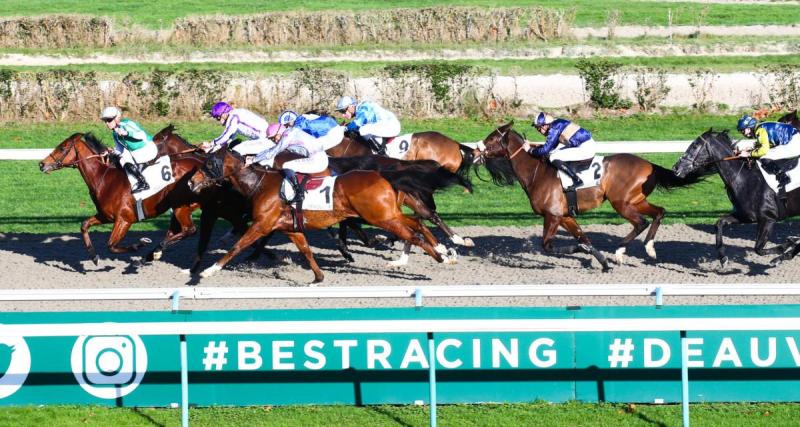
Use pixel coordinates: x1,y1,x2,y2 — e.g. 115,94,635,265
737,114,757,132
279,110,299,126
532,112,554,128
336,96,357,112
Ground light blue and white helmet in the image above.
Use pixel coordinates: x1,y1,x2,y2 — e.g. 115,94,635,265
100,106,121,120
336,96,357,112
278,110,299,126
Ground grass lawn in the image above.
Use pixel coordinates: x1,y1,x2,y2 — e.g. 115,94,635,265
1,114,739,234
4,54,800,76
2,402,799,426
1,0,798,28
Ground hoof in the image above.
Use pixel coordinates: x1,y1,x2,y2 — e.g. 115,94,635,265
200,264,221,278
645,240,657,259
602,264,613,273
374,235,389,243
343,253,355,263
451,235,465,246
462,237,475,248
91,255,99,266
152,250,162,261
445,248,459,264
719,256,729,269
434,243,447,255
614,247,626,265
387,252,409,267
312,276,324,284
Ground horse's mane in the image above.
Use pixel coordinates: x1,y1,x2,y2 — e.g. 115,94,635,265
481,129,522,186
82,133,107,153
154,124,195,149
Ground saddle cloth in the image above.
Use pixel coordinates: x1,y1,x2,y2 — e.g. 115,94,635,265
128,155,175,201
280,176,337,210
383,133,414,160
556,156,605,190
757,157,800,194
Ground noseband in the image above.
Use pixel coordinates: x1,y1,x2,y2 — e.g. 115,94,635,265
44,136,104,170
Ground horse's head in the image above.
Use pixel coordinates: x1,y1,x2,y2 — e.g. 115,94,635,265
39,133,105,173
475,121,515,165
672,128,733,178
189,147,245,193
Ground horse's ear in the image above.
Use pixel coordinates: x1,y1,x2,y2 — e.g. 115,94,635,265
708,127,714,134
499,121,514,131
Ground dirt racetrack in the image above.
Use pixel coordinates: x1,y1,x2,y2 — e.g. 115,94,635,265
2,223,800,312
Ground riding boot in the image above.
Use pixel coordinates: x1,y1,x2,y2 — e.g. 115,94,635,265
123,163,149,194
551,159,583,190
282,169,304,204
364,134,387,156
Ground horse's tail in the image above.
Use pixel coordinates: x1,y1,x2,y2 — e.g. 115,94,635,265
651,163,704,191
457,143,477,177
380,165,472,197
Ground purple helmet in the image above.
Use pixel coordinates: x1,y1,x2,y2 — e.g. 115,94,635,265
210,102,233,119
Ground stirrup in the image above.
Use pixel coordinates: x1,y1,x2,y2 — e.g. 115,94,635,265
132,183,149,194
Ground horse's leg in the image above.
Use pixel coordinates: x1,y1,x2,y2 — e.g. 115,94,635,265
560,216,612,272
377,217,444,266
200,224,269,278
637,201,665,260
107,219,147,254
540,215,572,254
189,209,218,274
405,193,473,248
609,200,651,264
397,214,455,265
246,233,277,261
148,206,196,262
753,219,790,256
336,222,356,263
285,231,325,283
716,214,740,268
81,214,104,265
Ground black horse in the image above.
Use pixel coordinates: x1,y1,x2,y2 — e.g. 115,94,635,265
672,129,800,267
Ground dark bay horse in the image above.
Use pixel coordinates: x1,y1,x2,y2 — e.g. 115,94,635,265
327,130,477,247
477,122,704,270
672,129,800,267
189,148,451,282
779,110,800,131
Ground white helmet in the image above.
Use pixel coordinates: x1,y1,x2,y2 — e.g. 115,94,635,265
336,96,357,112
100,106,121,120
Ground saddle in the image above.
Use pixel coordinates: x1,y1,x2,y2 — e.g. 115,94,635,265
278,171,332,232
566,158,593,174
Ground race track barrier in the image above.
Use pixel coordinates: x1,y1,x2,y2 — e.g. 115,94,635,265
0,141,693,160
1,286,800,427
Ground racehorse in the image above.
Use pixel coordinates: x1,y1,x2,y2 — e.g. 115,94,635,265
779,110,800,131
672,129,800,267
477,121,704,270
188,148,451,282
327,129,477,247
39,129,250,270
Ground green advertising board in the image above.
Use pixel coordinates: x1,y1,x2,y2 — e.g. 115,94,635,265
0,305,799,406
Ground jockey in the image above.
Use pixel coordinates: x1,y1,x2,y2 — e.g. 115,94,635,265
202,102,273,155
335,96,401,156
101,106,156,194
279,110,345,150
252,123,330,203
735,113,800,192
521,112,597,191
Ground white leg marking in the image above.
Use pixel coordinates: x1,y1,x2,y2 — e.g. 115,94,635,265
152,250,162,261
462,237,475,248
446,248,459,264
200,263,222,278
434,243,448,255
645,240,657,258
451,235,465,245
374,234,389,242
387,252,409,267
615,247,626,264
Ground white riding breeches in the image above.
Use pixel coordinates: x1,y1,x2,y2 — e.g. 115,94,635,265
283,151,329,174
548,138,597,162
233,138,275,156
763,134,800,160
320,126,346,150
120,142,158,166
360,118,401,139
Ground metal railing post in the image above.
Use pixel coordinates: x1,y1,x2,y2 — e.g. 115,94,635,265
171,290,190,427
427,332,437,427
681,330,690,427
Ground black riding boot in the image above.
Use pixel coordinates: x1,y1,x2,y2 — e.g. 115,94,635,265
364,135,387,156
282,169,304,204
123,163,149,194
551,159,583,190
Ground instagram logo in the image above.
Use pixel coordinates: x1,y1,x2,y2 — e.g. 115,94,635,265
71,335,147,399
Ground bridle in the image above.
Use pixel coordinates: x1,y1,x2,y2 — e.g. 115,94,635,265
44,136,105,170
678,133,741,170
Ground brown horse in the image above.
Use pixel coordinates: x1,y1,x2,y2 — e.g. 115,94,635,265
476,122,704,270
779,110,800,131
189,148,451,282
327,130,476,247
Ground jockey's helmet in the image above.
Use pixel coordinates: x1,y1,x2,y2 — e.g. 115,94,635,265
267,123,286,139
533,112,555,128
100,106,121,120
279,110,299,126
210,102,233,119
737,114,758,132
336,96,357,112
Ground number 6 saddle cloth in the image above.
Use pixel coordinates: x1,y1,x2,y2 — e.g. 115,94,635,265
127,155,175,201
556,156,605,191
383,134,414,160
280,175,338,210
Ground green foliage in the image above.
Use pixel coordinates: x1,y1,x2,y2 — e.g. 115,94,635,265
575,59,632,110
383,63,477,105
292,67,349,112
764,64,800,111
632,67,671,112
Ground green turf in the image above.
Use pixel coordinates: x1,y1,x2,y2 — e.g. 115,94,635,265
4,54,800,76
2,0,798,28
2,402,800,426
2,114,741,234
